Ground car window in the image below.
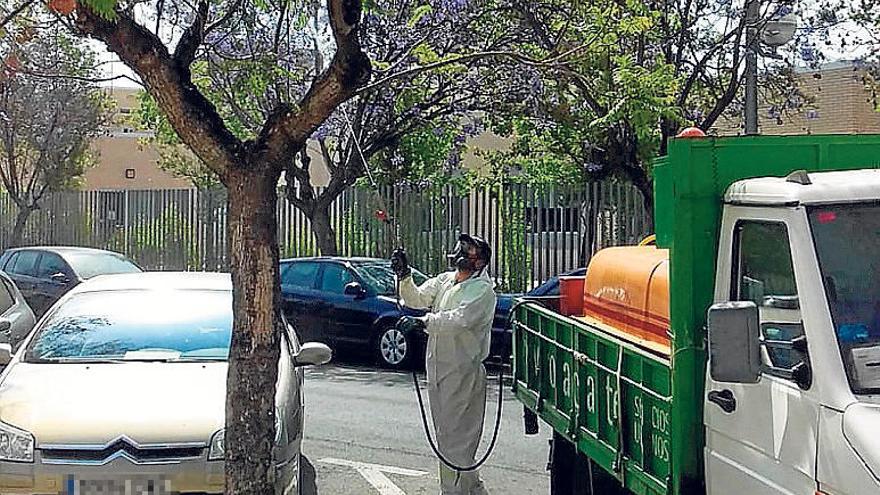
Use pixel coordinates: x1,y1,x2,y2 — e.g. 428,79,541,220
9,251,39,277
281,262,319,289
0,278,14,313
320,263,355,294
25,289,233,362
37,253,71,280
353,261,428,295
1,252,18,271
65,252,141,279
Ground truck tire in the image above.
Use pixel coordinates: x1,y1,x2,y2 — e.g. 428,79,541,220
549,432,626,495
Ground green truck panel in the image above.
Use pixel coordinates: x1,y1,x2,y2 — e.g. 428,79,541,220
514,134,880,495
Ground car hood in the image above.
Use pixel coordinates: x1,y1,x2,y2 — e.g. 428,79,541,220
0,362,226,446
495,294,522,312
843,402,880,479
377,295,426,316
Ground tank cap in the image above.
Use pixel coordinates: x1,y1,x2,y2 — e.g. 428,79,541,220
785,170,812,185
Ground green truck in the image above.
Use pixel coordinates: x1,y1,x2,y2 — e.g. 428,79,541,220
512,134,880,495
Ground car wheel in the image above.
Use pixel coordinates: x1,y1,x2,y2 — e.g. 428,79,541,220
377,325,412,368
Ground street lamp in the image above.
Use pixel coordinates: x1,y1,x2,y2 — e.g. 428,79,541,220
744,4,798,135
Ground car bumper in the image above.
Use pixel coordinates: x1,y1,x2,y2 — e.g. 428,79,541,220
0,454,226,494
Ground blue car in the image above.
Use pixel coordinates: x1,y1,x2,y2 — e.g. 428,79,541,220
492,267,588,360
279,257,429,368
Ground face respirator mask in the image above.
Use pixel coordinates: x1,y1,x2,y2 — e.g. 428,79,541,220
447,234,487,273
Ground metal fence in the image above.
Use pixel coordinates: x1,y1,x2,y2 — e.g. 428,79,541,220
0,181,651,292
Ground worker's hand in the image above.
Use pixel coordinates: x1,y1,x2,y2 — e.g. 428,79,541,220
396,315,426,336
390,248,411,279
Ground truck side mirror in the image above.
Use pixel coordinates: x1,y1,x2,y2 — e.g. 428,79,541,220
707,302,762,383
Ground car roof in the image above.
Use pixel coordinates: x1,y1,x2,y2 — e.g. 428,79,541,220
71,272,231,295
2,246,127,259
279,256,386,264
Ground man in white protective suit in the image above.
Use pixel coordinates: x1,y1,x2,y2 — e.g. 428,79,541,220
391,233,496,495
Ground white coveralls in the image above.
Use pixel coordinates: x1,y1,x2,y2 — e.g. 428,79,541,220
399,269,496,495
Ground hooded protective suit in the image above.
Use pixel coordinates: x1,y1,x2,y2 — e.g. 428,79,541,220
399,268,496,495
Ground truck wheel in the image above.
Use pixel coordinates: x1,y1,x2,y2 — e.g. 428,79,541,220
549,432,626,495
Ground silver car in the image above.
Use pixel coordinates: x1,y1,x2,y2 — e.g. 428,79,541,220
0,270,36,350
0,272,331,495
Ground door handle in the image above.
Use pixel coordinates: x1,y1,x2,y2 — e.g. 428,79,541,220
707,389,737,413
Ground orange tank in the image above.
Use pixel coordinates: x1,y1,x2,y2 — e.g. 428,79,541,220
581,245,670,353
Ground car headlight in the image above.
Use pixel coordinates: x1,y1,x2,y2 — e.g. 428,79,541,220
0,421,34,463
208,410,282,461
208,429,225,461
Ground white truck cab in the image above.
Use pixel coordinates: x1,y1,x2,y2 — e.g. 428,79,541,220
705,169,880,495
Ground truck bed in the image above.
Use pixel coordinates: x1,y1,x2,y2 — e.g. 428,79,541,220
513,301,672,495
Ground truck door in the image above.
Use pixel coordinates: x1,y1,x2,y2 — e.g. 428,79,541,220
704,207,819,495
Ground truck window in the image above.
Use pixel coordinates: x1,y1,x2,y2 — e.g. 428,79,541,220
809,204,880,394
732,221,806,377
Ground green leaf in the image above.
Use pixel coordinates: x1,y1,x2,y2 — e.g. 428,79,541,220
79,0,117,18
408,5,433,28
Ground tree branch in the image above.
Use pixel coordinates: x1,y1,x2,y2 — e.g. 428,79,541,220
174,1,209,67
205,0,245,36
0,0,35,31
356,41,598,96
75,4,243,179
676,24,744,107
254,0,371,168
13,67,144,86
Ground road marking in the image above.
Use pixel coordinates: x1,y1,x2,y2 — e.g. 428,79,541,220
319,457,428,495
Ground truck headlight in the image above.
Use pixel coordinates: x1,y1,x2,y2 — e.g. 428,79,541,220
0,421,34,463
208,429,224,461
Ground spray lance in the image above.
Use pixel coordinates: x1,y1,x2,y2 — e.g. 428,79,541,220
341,107,506,473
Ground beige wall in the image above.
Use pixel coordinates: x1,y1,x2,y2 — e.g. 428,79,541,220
86,134,193,190
85,87,193,190
714,62,880,136
89,88,515,191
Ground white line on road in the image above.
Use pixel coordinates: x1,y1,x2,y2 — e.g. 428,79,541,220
319,457,428,495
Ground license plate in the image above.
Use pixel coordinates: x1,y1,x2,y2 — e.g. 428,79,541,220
64,476,172,495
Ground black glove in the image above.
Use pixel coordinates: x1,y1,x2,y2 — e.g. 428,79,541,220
396,316,426,336
390,248,411,279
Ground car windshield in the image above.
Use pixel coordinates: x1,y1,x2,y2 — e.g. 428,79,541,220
809,203,880,394
66,252,142,279
25,289,232,363
353,261,427,295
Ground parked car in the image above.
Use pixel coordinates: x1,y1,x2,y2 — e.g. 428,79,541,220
0,272,331,495
0,271,35,351
279,257,432,368
0,246,142,317
492,267,588,359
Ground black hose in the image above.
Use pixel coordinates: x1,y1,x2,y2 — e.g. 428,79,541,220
396,270,507,472
409,363,504,472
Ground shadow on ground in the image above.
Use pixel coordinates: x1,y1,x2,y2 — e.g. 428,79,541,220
301,455,318,495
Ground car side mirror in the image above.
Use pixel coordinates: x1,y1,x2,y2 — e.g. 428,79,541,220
708,301,762,384
0,343,12,366
50,273,70,284
343,282,366,298
294,342,332,367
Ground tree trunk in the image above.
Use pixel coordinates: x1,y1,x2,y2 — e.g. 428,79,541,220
224,169,283,495
9,206,32,247
309,202,339,256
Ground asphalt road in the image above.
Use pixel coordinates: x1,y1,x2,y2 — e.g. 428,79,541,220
300,362,551,495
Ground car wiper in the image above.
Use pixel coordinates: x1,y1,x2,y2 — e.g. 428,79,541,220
170,357,227,362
